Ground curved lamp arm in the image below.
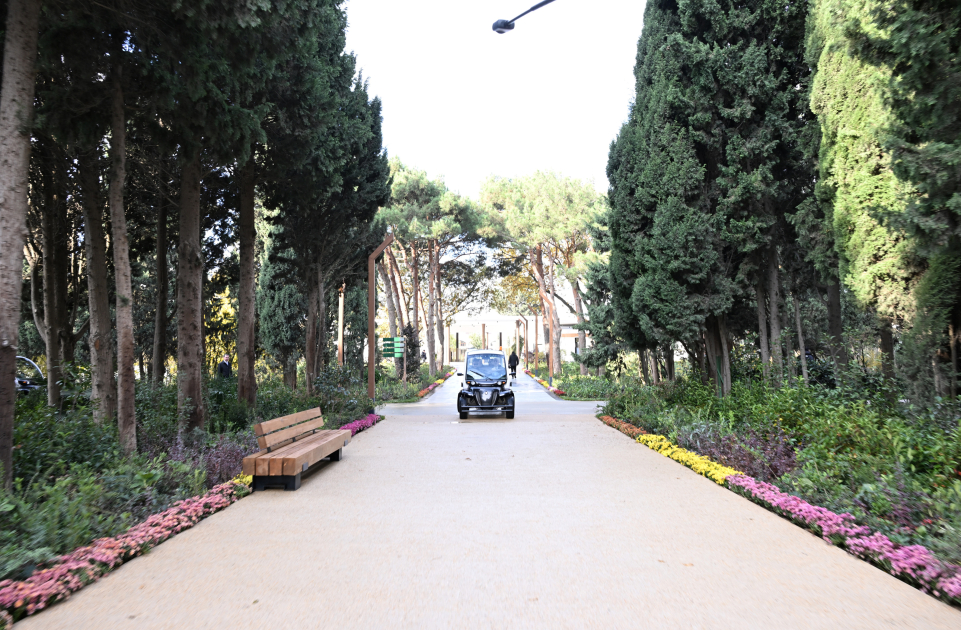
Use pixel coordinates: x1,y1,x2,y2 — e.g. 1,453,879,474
493,0,559,33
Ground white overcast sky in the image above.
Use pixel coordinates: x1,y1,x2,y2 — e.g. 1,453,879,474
344,0,648,200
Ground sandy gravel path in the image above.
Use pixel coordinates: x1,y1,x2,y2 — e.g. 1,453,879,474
18,368,961,628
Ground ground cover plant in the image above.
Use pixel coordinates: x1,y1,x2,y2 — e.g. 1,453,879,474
374,364,454,403
1,363,393,587
603,413,961,607
0,478,251,626
526,362,631,400
603,376,961,571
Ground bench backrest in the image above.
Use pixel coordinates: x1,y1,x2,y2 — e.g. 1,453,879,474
254,407,325,450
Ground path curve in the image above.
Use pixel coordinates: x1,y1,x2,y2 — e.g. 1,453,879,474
19,368,961,628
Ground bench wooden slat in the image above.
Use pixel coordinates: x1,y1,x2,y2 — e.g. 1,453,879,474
241,449,271,476
256,416,325,449
281,430,351,476
243,430,340,475
273,430,339,464
253,407,322,437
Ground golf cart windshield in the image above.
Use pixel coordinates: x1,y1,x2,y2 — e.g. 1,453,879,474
466,354,507,381
16,358,41,382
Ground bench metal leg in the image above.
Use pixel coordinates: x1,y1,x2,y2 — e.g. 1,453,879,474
252,473,301,491
286,473,301,491
329,448,342,461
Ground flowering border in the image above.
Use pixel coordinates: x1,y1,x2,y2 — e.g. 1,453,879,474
0,478,252,626
417,370,455,398
523,368,566,396
340,413,384,436
598,414,961,607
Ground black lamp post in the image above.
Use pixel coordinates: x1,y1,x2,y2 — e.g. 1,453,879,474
492,0,558,34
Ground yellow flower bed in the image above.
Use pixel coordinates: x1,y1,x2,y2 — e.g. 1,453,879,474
231,473,253,488
636,434,742,484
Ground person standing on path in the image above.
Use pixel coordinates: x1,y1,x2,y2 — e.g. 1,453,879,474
508,350,519,378
217,354,233,379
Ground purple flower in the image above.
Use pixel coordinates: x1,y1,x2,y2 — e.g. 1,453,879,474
340,414,381,436
727,474,961,606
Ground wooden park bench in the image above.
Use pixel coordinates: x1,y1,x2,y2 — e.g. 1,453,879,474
241,408,351,491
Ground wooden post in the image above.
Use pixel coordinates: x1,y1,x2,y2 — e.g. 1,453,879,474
368,234,394,400
482,323,486,350
337,283,345,366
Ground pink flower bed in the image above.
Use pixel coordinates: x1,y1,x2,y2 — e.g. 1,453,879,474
340,413,382,436
0,481,248,625
727,474,961,605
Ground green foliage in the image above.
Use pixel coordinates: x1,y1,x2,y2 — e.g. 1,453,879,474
257,241,305,375
806,0,918,319
900,252,961,402
848,0,961,263
13,392,118,482
607,0,812,358
605,376,961,562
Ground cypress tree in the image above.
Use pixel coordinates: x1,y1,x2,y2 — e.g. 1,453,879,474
805,0,919,380
609,0,812,394
848,0,961,395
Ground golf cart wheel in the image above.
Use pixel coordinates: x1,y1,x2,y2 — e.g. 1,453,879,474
506,410,515,419
460,411,468,420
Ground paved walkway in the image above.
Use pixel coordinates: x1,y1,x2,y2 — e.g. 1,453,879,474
20,369,961,628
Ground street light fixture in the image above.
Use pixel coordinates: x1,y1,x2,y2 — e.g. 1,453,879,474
492,0,558,34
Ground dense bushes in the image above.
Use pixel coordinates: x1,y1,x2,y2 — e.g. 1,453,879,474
1,364,414,583
527,362,628,400
605,378,961,565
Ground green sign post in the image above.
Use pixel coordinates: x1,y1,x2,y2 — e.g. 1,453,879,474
381,336,407,382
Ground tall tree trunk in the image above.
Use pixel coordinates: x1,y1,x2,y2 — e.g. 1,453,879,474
237,156,257,406
767,248,783,387
826,279,848,371
664,344,675,381
548,259,561,377
316,270,326,375
704,329,718,392
879,315,896,383
719,316,731,395
0,0,41,486
28,257,44,347
572,281,588,375
650,349,660,384
40,173,64,407
411,243,420,355
639,349,650,385
756,278,770,382
378,261,401,375
109,62,136,454
783,303,795,385
704,317,732,396
177,153,205,431
152,190,168,387
794,292,809,386
282,355,297,390
434,246,445,367
425,241,436,376
305,267,318,395
387,247,407,329
950,322,959,400
78,151,117,421
530,246,555,376
0,0,41,487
